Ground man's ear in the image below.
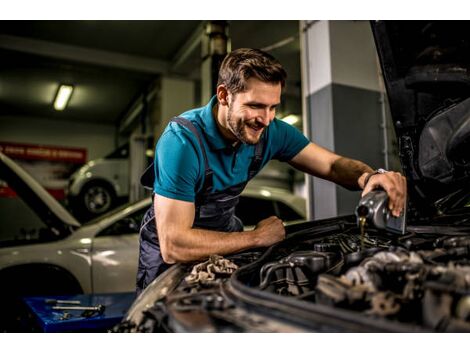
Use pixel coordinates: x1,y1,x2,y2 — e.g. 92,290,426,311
216,85,230,106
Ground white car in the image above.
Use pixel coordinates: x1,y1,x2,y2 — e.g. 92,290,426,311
66,143,302,222
0,151,306,297
66,143,130,220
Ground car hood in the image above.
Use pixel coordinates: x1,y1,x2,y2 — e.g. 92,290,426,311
371,21,470,215
0,152,81,236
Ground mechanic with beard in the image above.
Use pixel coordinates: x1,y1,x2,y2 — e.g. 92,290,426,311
136,48,407,295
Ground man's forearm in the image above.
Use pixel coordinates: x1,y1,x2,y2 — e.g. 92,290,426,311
289,143,374,190
155,194,285,264
330,157,374,191
160,226,261,263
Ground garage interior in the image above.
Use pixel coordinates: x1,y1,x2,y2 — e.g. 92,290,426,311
3,20,451,333
0,20,399,218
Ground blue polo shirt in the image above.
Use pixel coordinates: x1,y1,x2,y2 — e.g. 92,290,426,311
153,96,309,202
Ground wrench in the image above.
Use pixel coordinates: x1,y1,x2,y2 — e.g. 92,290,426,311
52,304,105,314
46,299,82,305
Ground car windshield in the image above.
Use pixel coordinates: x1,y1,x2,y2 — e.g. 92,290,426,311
82,199,148,225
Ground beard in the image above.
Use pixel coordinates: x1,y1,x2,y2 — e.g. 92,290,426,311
227,103,264,145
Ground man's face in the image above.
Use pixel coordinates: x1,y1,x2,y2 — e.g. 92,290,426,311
225,78,281,145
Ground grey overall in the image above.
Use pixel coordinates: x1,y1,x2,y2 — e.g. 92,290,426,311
136,116,264,295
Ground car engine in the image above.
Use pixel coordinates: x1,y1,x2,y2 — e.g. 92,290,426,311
119,218,470,332
252,226,470,332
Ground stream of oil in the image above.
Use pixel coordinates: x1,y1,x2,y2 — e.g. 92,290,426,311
359,216,366,251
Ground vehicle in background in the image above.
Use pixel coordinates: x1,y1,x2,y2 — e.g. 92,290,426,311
66,142,305,222
0,150,305,329
66,143,129,221
236,186,306,228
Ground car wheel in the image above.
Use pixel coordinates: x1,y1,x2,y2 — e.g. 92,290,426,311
74,181,116,221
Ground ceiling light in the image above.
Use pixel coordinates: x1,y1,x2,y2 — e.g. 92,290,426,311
54,85,74,111
281,114,300,125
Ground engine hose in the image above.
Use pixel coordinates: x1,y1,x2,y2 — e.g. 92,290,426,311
259,263,292,290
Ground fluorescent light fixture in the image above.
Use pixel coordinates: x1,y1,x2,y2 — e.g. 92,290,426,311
54,85,74,111
281,114,300,125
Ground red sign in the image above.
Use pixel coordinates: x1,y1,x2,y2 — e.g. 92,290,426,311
0,142,87,163
0,141,87,200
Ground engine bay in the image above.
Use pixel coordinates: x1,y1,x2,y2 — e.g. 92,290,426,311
244,224,470,332
125,218,470,332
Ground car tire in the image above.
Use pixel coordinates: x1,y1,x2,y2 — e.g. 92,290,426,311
72,181,117,221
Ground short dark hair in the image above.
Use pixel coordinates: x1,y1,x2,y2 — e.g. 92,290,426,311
217,48,287,94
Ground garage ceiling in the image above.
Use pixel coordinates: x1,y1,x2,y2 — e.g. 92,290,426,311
0,20,301,126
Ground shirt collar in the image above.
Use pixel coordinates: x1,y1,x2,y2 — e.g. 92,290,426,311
200,95,234,150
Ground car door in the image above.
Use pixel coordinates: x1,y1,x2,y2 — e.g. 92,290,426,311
90,207,146,293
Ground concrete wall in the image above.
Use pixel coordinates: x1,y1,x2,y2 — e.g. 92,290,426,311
0,115,116,160
329,21,381,92
301,20,400,219
332,84,384,215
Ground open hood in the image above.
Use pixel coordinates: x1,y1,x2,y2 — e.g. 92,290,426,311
0,152,80,238
371,21,470,215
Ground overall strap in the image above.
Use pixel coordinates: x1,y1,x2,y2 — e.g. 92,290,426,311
140,116,213,193
170,117,214,193
247,136,265,180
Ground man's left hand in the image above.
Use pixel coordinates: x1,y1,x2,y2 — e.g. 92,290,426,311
361,171,407,217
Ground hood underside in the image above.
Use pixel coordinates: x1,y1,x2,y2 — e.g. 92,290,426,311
371,21,470,213
0,152,80,244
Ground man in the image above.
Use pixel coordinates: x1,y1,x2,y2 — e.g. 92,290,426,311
136,48,406,294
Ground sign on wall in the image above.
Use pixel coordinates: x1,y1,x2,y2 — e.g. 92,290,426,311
0,141,87,200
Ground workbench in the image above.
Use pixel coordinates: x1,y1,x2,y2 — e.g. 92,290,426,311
23,292,135,332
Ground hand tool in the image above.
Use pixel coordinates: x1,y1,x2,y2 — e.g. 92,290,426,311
45,299,81,305
52,304,105,315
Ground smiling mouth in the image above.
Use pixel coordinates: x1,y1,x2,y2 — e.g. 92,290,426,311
247,124,263,133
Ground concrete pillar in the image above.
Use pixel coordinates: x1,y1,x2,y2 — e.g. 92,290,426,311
300,20,398,220
153,77,195,140
201,21,229,103
128,77,195,203
129,131,148,202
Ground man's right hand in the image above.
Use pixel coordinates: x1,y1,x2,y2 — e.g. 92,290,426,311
253,216,286,247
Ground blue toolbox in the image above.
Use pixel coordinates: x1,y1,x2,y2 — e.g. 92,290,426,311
23,292,135,332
